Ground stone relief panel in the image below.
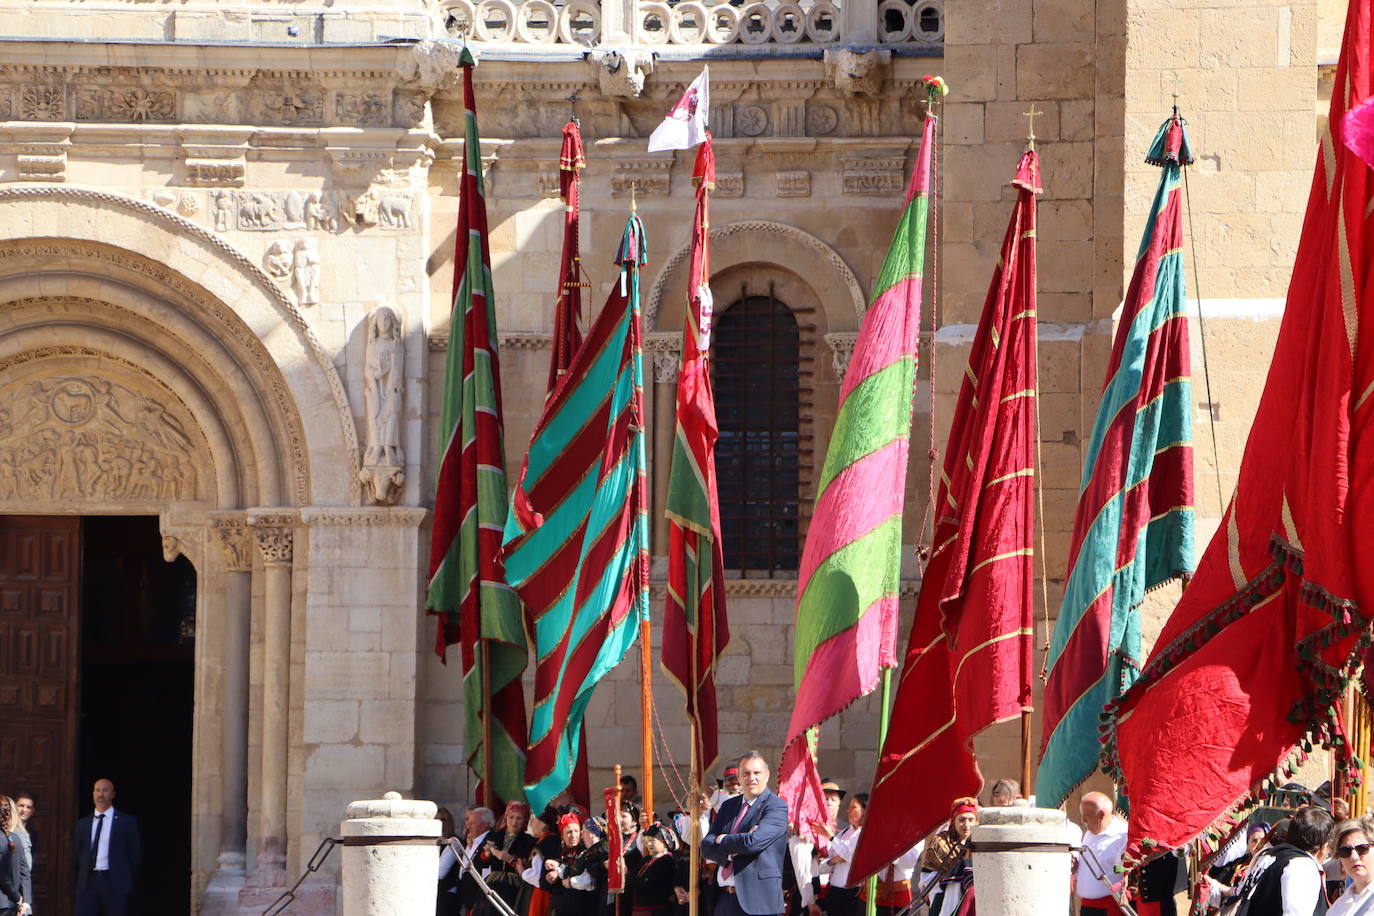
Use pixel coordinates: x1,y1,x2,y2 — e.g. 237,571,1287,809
0,369,208,505
75,87,176,123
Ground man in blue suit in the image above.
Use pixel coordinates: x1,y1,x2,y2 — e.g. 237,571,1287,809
701,751,790,916
74,779,141,916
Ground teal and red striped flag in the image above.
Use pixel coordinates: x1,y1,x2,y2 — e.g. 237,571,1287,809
502,214,652,812
662,136,730,781
850,149,1040,881
1036,115,1196,808
425,48,529,806
779,83,940,842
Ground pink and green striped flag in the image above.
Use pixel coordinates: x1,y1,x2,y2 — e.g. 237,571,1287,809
425,48,528,807
779,83,940,842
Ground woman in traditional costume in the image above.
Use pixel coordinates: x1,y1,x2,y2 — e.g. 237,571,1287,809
920,798,978,916
478,802,538,916
627,823,681,916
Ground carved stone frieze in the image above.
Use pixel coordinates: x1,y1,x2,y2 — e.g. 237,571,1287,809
775,101,806,137
329,150,393,188
334,91,390,127
187,160,246,188
0,87,13,120
841,156,906,196
20,85,65,121
735,104,769,137
344,188,414,229
0,370,207,504
430,332,553,352
212,517,253,572
715,171,744,199
17,145,66,182
76,87,176,123
776,170,810,198
250,81,325,126
299,507,428,527
806,104,839,136
611,160,670,198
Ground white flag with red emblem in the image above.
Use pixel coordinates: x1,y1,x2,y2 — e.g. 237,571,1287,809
648,67,710,152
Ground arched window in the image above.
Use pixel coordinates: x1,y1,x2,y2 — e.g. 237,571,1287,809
711,286,806,575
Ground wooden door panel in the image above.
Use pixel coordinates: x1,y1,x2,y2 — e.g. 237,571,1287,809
0,516,79,916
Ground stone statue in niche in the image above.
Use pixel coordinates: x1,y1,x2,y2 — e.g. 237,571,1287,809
359,305,405,505
291,238,320,306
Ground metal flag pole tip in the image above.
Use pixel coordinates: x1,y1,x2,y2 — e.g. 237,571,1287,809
1024,103,1041,152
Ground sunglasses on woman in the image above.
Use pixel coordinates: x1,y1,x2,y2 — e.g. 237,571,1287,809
1338,843,1373,858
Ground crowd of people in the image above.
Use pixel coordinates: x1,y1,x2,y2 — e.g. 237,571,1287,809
436,753,1374,916
0,778,141,916
434,753,991,916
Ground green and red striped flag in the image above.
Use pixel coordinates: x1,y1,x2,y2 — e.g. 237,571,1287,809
502,214,652,812
779,83,941,842
1037,114,1196,807
426,48,529,806
662,136,730,781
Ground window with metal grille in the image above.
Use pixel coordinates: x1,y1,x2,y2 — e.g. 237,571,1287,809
711,286,813,575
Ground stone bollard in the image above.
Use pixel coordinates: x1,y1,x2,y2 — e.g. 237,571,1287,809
969,806,1077,915
342,791,440,916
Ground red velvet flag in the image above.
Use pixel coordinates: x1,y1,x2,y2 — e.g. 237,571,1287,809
849,151,1040,882
1102,0,1374,864
549,119,587,395
662,137,731,783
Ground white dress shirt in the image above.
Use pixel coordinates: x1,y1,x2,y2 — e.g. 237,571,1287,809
1328,877,1374,916
90,807,115,870
1075,818,1128,900
827,825,860,889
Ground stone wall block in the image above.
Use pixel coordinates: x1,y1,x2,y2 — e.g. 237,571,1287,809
305,700,361,745
1036,338,1083,393
1032,0,1095,42
1038,199,1093,242
984,100,1059,144
947,0,1032,45
1036,239,1094,294
1016,44,1096,99
1199,7,1280,69
361,699,416,744
307,743,386,789
943,102,986,146
1059,99,1094,141
1038,141,1094,200
943,202,975,243
945,46,998,101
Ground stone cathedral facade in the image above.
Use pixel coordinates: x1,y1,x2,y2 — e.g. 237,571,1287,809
0,0,1337,912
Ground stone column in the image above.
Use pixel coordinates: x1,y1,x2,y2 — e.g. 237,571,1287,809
649,337,680,558
969,807,1077,915
341,792,440,916
212,517,253,879
252,515,295,882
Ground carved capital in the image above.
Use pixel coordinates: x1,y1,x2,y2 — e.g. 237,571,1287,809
250,514,297,565
824,331,859,378
645,334,681,384
212,517,253,572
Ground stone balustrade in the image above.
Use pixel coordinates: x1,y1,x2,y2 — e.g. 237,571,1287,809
433,0,943,50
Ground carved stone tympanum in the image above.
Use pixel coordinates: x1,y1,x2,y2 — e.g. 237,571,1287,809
0,370,205,504
359,306,405,506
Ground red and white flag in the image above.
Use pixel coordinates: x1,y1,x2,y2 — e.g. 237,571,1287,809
648,67,710,152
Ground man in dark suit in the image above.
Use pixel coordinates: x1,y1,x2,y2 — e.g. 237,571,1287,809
701,751,789,916
74,779,141,916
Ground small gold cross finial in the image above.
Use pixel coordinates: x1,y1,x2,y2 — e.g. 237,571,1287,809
1024,103,1042,150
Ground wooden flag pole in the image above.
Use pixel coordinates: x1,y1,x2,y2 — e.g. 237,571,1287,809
689,729,701,916
640,625,655,821
1020,710,1033,800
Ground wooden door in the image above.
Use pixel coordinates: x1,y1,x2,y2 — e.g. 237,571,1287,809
0,516,80,916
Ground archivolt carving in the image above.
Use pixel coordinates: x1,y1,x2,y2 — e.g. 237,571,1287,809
645,220,866,332
0,186,360,502
0,365,208,504
0,288,309,507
